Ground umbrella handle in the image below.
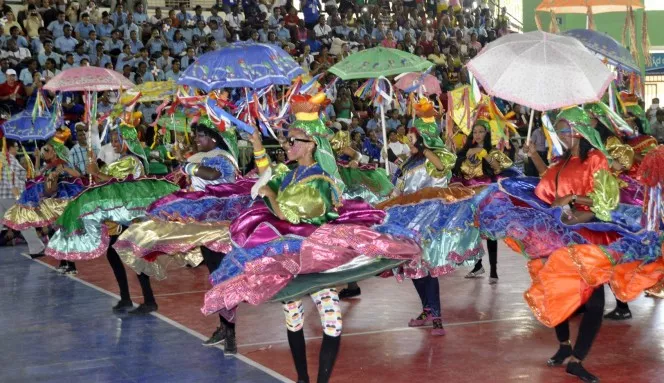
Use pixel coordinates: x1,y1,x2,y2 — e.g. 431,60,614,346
526,109,534,145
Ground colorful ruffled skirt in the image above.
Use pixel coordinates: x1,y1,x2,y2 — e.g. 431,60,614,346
45,178,180,261
376,186,489,278
201,200,422,316
3,180,85,230
338,161,394,205
478,177,664,327
114,179,256,280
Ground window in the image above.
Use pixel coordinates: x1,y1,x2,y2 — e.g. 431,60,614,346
645,0,664,11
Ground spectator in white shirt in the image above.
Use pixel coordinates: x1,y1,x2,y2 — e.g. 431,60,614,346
313,16,332,45
226,7,244,32
1,40,31,67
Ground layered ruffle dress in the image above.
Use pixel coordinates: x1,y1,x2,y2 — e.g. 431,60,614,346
478,150,664,327
3,164,84,231
114,149,255,280
376,147,489,278
202,163,421,316
45,155,180,260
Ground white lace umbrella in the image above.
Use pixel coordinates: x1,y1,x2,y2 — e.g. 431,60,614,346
467,31,613,111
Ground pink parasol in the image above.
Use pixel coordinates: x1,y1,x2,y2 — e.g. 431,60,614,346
394,72,442,95
44,67,134,92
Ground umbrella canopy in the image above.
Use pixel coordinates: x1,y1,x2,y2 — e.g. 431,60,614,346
394,72,442,95
562,29,639,73
467,31,613,111
44,67,134,92
120,80,177,104
177,42,303,91
2,111,58,141
328,47,433,80
536,0,644,14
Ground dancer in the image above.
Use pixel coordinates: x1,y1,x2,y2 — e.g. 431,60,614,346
46,124,180,314
114,116,254,350
3,138,83,272
453,116,519,283
480,107,664,382
203,94,421,382
376,97,484,335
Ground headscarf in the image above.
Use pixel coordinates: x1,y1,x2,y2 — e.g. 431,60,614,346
195,115,239,160
555,107,606,155
117,123,149,169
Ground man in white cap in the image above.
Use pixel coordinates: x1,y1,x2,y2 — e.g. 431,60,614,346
0,69,26,113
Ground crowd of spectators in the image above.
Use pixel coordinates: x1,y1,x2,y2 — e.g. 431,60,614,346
0,0,519,159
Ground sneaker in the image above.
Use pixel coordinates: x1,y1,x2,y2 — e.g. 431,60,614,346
431,318,446,336
224,328,237,355
465,267,485,278
603,307,632,320
408,310,434,327
202,326,226,347
338,287,361,300
128,303,158,315
112,300,134,313
56,265,68,274
29,251,45,259
489,277,499,285
64,267,78,275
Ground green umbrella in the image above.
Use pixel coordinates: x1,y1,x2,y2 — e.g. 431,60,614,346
328,47,433,80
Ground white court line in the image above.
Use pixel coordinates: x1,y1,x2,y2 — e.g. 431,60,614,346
20,254,293,383
238,315,534,349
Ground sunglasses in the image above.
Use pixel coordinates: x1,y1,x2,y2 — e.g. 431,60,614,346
284,137,313,146
43,147,51,153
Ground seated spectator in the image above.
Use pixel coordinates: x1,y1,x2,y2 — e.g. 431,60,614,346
75,13,95,41
120,13,140,41
90,42,111,67
23,5,44,39
165,60,182,81
115,44,135,72
180,46,197,68
96,12,114,40
19,59,38,86
2,40,31,68
73,43,89,65
0,69,26,113
103,29,124,57
55,25,77,54
41,57,60,82
156,47,173,72
3,11,21,37
47,11,70,40
62,53,77,70
37,39,61,67
7,26,29,50
126,29,144,55
169,30,187,56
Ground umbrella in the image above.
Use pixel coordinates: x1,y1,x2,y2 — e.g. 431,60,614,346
177,42,304,91
328,47,433,80
394,72,442,95
120,80,177,104
562,29,639,73
467,31,612,111
2,110,58,141
330,48,432,172
536,0,644,14
44,67,134,92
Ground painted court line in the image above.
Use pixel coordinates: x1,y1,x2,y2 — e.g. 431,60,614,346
21,254,293,383
237,315,534,349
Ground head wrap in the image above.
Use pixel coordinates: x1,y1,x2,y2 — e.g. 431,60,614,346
48,136,70,164
618,91,651,134
555,107,606,155
117,123,149,169
412,97,445,150
584,102,635,138
290,93,344,191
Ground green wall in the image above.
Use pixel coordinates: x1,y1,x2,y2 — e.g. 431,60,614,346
523,0,664,47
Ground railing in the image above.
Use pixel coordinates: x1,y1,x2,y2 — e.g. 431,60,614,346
488,0,524,33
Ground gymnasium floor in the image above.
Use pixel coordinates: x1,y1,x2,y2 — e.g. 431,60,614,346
2,241,664,383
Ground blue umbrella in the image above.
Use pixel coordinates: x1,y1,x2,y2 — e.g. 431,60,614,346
2,110,59,141
178,42,304,91
562,29,639,73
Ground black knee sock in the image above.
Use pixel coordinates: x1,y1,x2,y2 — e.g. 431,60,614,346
106,236,130,301
220,314,236,330
67,261,76,270
554,320,570,343
411,277,428,310
487,239,498,278
287,329,309,382
471,258,483,272
137,273,156,305
201,247,225,274
573,286,605,360
317,334,341,383
616,299,629,310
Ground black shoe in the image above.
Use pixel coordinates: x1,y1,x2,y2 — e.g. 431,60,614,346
29,251,45,259
112,300,134,313
128,303,158,315
338,287,361,299
603,307,632,320
63,266,78,275
566,361,599,383
547,344,573,367
202,326,226,346
224,328,237,355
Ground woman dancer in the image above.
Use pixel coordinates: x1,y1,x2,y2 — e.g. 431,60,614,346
46,124,179,314
202,94,421,382
3,138,83,272
480,107,664,382
114,116,254,351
